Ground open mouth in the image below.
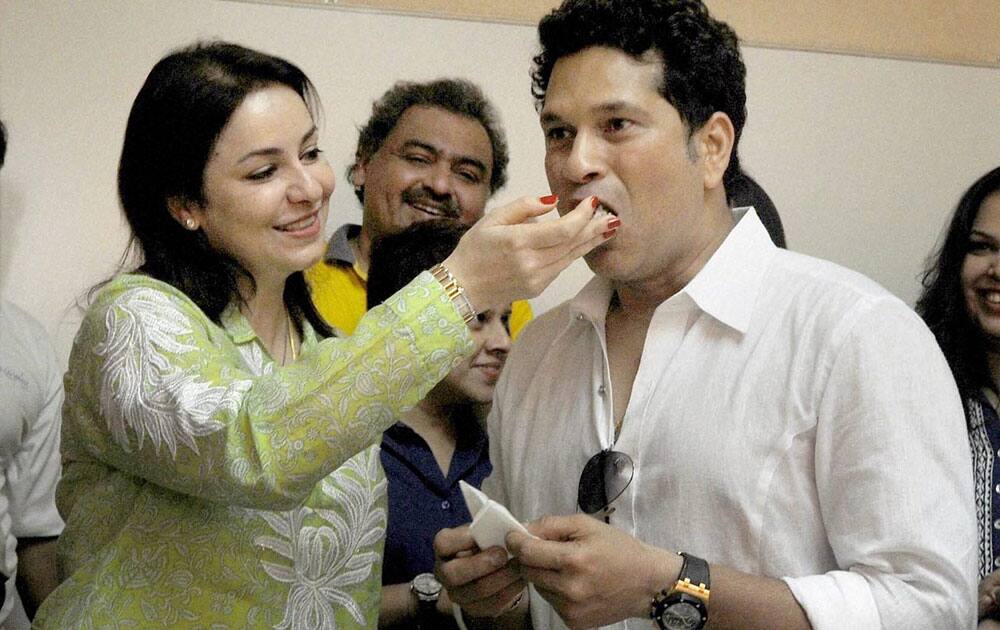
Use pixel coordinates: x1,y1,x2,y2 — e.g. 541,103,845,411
408,202,455,218
983,290,1000,305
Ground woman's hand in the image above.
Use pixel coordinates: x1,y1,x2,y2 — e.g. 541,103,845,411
443,195,616,313
981,569,1000,620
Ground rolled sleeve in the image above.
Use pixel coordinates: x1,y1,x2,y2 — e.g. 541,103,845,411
783,570,880,629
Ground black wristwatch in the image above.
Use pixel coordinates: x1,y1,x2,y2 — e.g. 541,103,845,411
650,552,710,630
411,572,442,629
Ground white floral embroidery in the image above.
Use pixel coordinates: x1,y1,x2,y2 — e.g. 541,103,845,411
96,287,251,457
254,448,386,629
237,341,271,376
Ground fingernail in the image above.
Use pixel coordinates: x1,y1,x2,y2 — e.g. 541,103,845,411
602,228,618,239
591,196,600,209
539,194,558,205
606,217,621,230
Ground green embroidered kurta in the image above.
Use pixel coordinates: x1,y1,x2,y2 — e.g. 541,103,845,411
34,271,473,629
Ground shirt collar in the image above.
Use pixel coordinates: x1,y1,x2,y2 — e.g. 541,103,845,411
567,275,615,327
567,208,776,335
683,207,776,334
323,223,361,265
220,302,256,344
219,301,319,350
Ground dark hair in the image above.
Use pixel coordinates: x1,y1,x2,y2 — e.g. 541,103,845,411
0,119,7,168
531,0,746,189
367,220,468,309
117,41,331,335
917,166,1000,403
728,171,786,248
348,79,509,202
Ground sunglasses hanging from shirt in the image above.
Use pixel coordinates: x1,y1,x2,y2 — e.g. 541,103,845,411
577,448,634,523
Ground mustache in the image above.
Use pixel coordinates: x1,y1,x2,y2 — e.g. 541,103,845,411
401,186,461,216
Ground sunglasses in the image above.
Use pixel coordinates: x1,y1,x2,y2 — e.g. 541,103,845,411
577,449,634,523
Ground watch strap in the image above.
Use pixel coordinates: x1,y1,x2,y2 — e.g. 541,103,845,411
650,552,710,630
672,552,710,601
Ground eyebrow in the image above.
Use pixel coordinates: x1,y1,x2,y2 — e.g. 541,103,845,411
540,101,639,125
400,139,488,176
971,229,998,241
237,126,318,164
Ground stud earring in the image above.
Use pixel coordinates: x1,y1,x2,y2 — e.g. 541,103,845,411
184,218,197,230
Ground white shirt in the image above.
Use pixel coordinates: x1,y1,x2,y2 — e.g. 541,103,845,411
485,210,976,630
0,300,64,624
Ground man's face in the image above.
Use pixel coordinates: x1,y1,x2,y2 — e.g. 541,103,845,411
540,46,709,284
356,105,493,239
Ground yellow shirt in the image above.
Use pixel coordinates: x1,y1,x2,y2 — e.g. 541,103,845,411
305,224,533,339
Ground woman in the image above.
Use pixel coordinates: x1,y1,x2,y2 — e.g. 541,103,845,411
34,42,616,628
917,165,1000,628
366,221,510,629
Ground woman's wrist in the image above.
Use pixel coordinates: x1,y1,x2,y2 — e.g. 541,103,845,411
430,263,478,325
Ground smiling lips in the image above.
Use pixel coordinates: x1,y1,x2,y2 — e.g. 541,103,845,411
982,289,1000,307
473,362,503,380
401,187,460,219
275,210,320,234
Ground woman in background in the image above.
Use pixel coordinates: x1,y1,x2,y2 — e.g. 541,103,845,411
34,41,616,628
917,166,1000,629
367,221,510,629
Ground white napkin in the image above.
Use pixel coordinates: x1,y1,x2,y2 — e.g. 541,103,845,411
459,480,535,557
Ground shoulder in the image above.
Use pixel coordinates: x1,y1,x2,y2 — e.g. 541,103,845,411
77,274,215,352
501,301,577,378
89,273,203,317
0,299,52,352
0,300,59,395
763,252,947,386
765,249,922,332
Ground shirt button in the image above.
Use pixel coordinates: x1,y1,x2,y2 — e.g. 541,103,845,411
995,483,1000,494
995,519,1000,530
995,557,1000,569
441,500,450,510
597,385,606,397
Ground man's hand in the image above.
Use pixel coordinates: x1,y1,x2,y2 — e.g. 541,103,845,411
507,514,681,629
434,525,526,618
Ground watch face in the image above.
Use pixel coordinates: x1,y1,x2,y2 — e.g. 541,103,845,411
412,572,442,599
661,601,704,630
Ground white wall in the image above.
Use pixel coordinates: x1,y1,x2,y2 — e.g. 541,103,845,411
1,0,999,364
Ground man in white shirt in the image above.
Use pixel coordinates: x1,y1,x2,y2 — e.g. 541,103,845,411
0,122,64,628
434,1,976,629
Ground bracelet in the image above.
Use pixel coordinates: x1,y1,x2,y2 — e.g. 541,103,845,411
430,263,478,325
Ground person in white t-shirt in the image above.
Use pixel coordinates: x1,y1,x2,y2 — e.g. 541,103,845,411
0,121,64,627
433,2,976,629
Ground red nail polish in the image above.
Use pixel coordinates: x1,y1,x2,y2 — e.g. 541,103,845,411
591,196,600,209
602,228,618,239
606,217,621,230
539,194,558,205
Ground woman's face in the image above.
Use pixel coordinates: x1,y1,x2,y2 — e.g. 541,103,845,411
962,192,1000,349
182,85,335,286
429,306,512,405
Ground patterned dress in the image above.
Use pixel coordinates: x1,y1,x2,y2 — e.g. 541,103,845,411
969,389,1000,580
34,272,472,629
